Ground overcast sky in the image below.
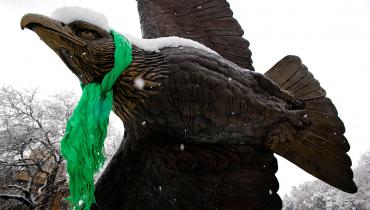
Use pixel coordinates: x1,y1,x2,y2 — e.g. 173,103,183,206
0,0,369,196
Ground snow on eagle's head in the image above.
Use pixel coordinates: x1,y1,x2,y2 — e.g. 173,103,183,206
21,7,116,85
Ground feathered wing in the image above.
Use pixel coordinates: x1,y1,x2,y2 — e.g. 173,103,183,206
264,56,357,193
136,0,254,70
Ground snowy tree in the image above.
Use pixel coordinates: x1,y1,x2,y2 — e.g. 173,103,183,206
0,86,123,209
283,151,370,210
0,87,76,209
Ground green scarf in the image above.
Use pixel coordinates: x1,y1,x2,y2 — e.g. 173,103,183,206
61,30,132,210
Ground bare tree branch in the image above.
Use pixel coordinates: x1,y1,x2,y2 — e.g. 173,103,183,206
0,86,122,209
0,194,35,208
0,86,74,209
0,185,27,193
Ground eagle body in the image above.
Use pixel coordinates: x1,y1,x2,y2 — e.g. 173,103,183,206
94,46,294,209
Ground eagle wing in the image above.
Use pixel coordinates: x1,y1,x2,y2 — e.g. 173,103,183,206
136,0,254,70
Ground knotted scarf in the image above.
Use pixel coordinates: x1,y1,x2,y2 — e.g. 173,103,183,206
60,30,132,210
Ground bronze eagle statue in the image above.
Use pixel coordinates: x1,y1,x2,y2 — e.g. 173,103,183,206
21,0,356,209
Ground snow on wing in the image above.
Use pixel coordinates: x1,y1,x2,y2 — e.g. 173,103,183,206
137,0,254,70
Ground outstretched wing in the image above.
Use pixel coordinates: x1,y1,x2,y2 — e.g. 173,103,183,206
137,0,254,70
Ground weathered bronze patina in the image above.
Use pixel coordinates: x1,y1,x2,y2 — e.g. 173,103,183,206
21,1,357,209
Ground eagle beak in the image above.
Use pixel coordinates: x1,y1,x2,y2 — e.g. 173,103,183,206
21,13,62,31
20,13,85,46
20,13,89,82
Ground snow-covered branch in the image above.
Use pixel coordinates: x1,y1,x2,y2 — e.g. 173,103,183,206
0,86,123,209
0,194,35,208
283,151,370,210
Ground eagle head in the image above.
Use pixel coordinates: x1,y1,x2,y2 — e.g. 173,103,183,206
21,12,168,124
21,13,115,85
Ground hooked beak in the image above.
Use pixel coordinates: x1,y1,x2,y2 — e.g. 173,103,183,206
21,13,85,46
21,13,60,30
20,13,115,85
20,13,89,78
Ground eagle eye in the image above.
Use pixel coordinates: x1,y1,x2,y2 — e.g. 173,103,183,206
77,29,101,39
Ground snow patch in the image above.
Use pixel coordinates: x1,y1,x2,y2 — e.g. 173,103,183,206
180,144,185,151
125,34,218,55
134,78,145,90
51,6,110,31
51,7,218,54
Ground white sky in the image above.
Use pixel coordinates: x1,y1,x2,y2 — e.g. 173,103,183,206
0,0,369,196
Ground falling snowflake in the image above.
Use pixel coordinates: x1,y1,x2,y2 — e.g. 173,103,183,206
134,78,145,90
